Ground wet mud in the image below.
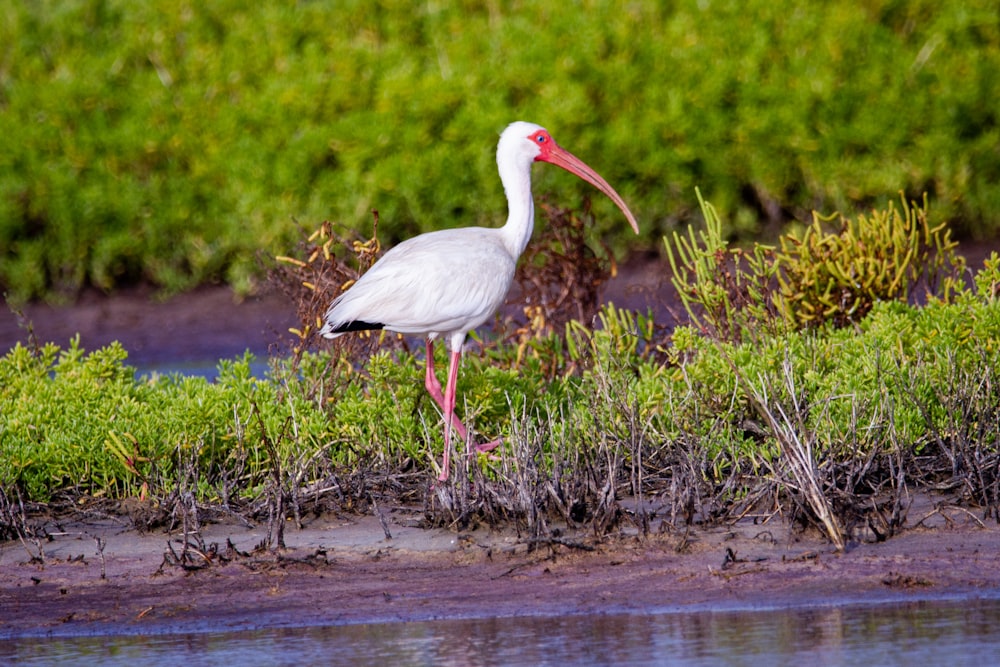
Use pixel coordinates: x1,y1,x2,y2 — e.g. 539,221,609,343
2,502,998,639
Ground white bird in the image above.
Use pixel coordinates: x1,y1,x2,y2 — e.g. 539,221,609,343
320,121,639,481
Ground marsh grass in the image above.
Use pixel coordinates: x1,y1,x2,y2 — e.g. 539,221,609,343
746,361,846,550
3,201,1000,551
0,487,45,562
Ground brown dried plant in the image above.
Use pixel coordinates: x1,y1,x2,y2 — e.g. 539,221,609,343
508,201,616,338
493,202,618,381
268,212,405,370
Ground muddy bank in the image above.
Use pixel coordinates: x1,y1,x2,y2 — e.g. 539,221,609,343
2,500,998,640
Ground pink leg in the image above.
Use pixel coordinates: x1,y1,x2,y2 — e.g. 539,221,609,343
424,340,468,440
438,348,463,481
425,340,503,481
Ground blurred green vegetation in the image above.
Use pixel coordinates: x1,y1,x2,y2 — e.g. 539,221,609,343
2,0,999,301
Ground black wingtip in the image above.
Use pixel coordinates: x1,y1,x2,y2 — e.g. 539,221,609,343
328,320,385,334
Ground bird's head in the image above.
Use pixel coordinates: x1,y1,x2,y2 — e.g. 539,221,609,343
498,121,639,234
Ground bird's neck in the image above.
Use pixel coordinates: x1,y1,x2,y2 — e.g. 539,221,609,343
498,157,535,258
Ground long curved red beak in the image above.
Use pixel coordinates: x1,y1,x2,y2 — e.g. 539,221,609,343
539,143,640,234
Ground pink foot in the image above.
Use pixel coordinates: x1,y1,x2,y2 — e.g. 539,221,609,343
471,438,503,461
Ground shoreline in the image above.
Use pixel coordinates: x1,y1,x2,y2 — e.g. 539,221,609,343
3,504,998,640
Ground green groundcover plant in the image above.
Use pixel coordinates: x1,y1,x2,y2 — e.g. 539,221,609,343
2,196,998,547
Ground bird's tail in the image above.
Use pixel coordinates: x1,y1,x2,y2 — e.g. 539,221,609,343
319,318,385,339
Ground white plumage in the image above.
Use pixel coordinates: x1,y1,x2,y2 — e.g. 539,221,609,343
322,227,516,350
321,121,638,481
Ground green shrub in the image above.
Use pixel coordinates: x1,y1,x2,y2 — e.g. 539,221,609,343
2,1,1000,300
775,195,965,328
667,193,966,337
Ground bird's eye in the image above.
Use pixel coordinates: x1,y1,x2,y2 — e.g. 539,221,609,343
536,134,546,143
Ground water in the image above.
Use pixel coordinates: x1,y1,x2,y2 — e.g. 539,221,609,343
4,596,1000,666
135,358,272,381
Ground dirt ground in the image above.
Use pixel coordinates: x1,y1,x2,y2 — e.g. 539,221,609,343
2,501,999,640
2,245,1000,639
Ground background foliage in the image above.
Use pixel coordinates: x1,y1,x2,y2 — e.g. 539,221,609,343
2,0,999,301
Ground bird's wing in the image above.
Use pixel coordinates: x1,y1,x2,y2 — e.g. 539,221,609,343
322,228,516,337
